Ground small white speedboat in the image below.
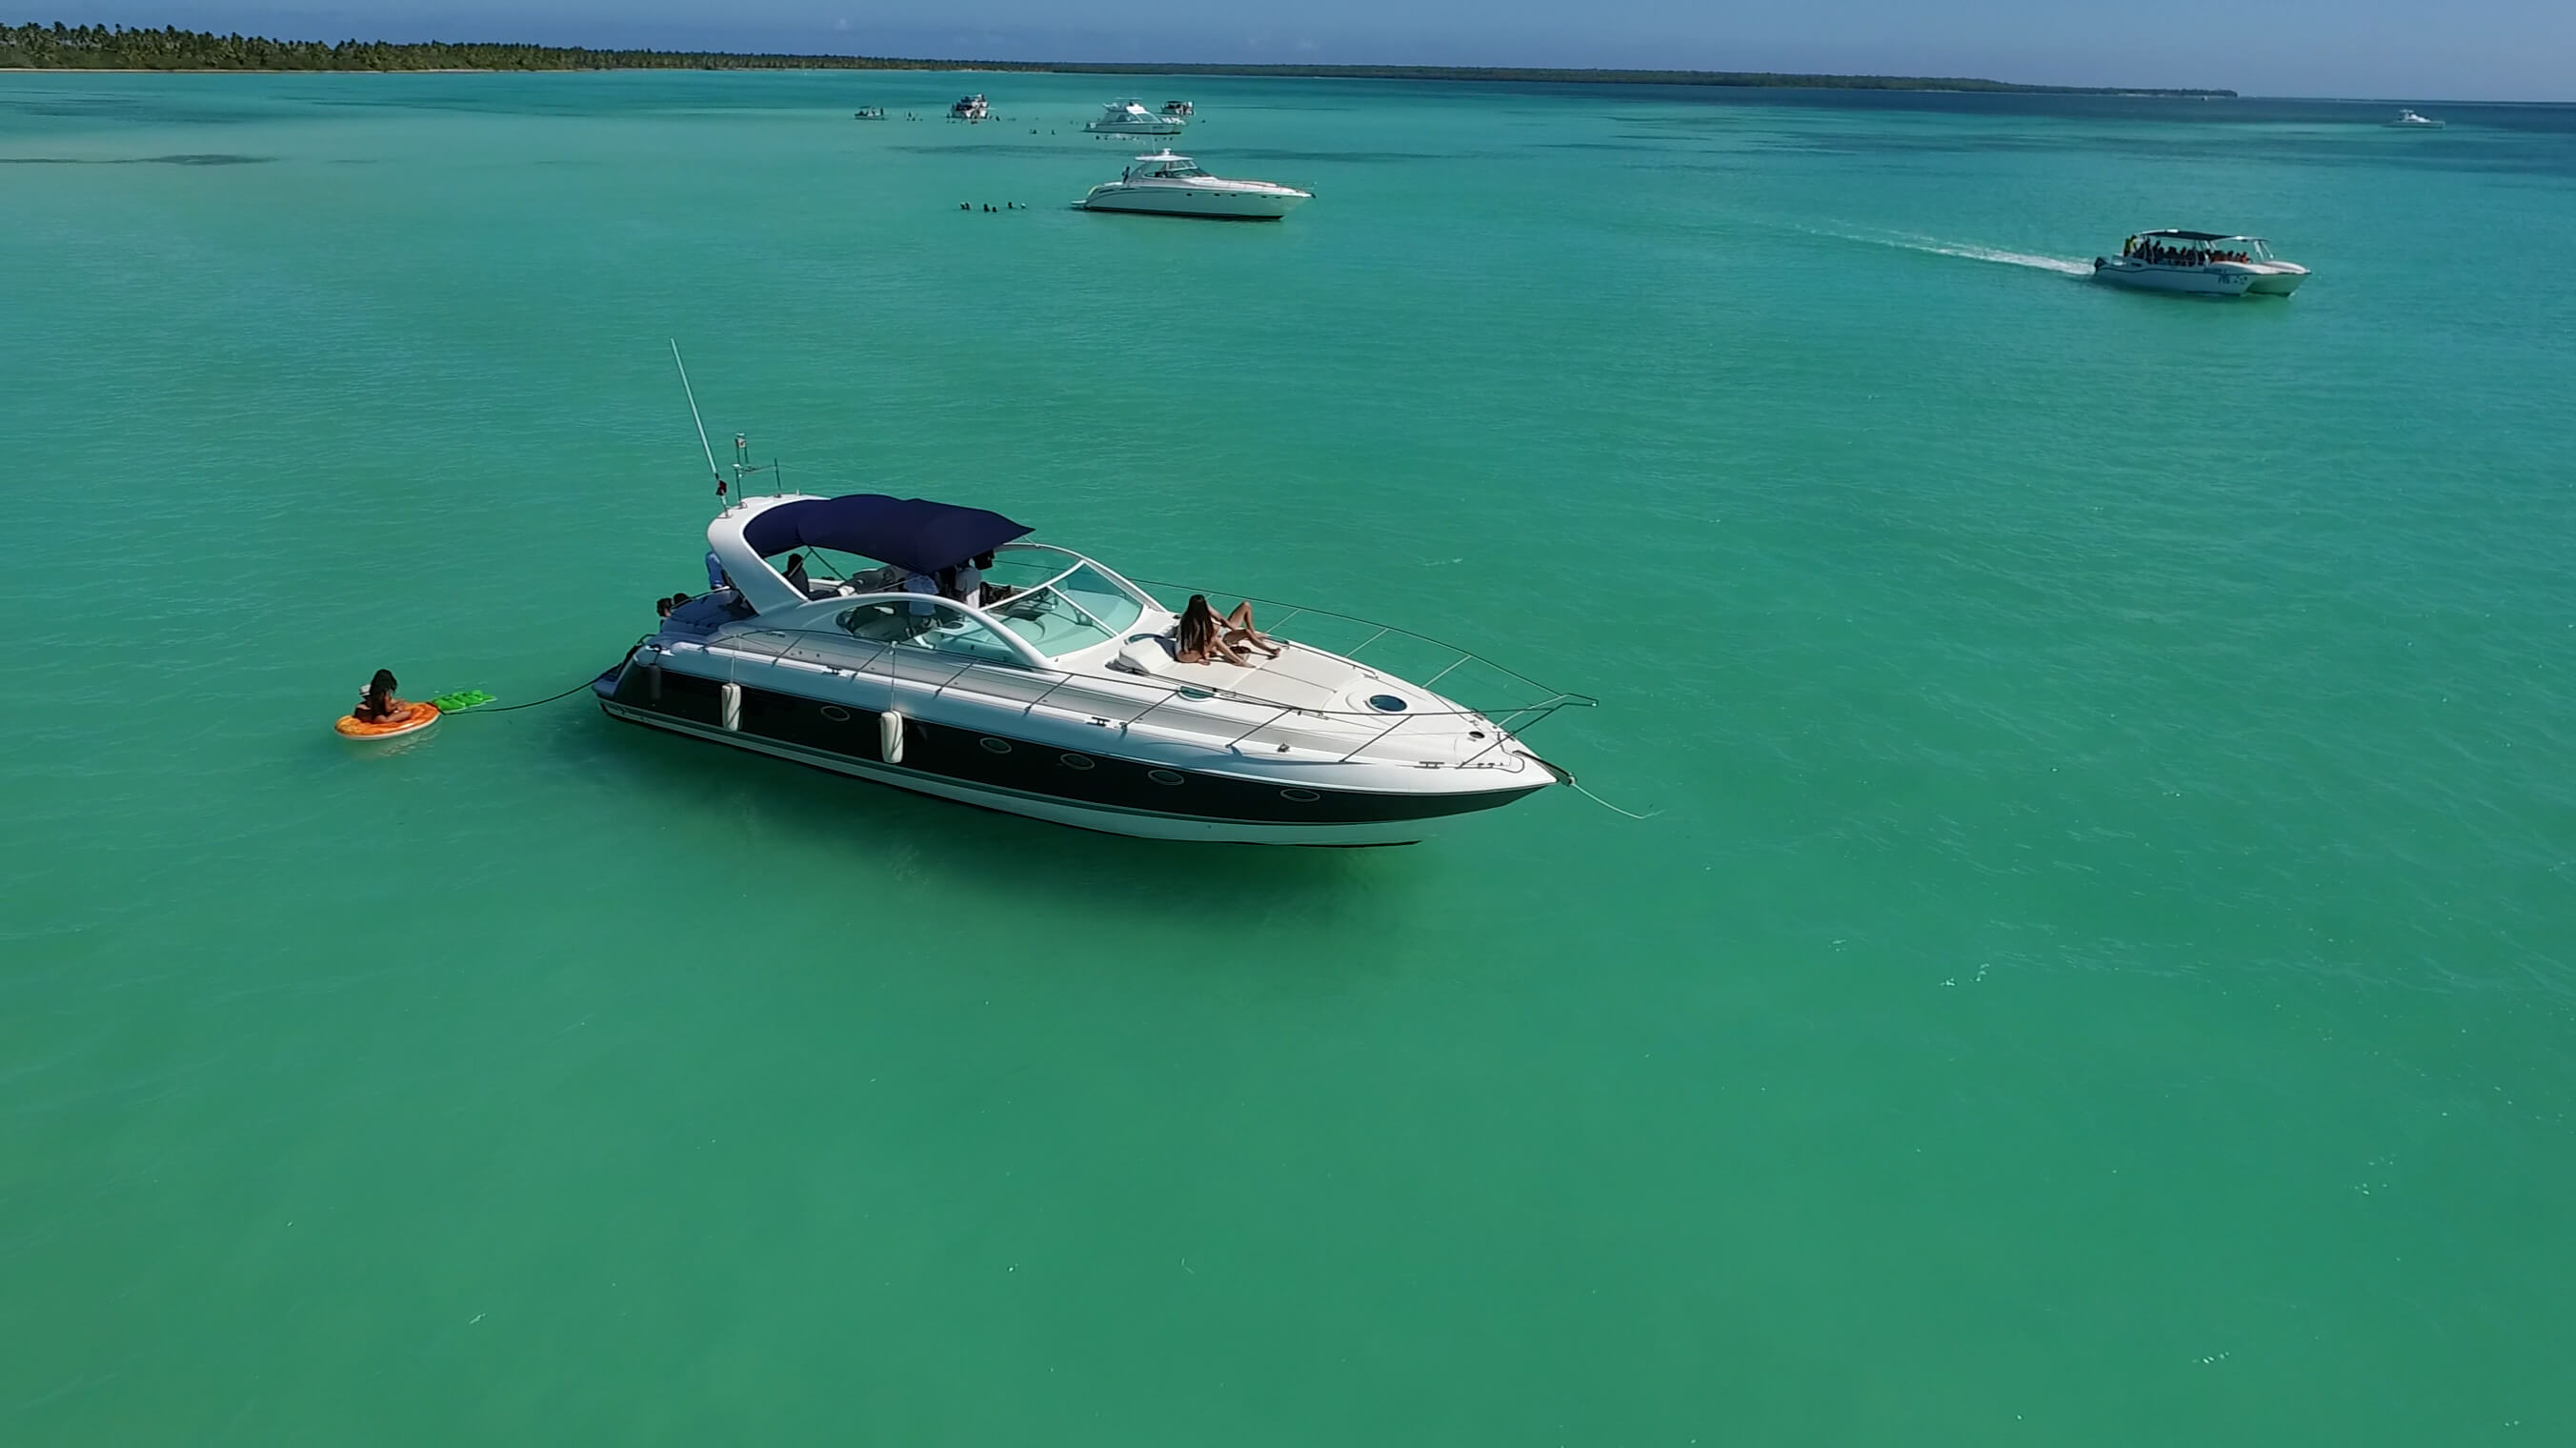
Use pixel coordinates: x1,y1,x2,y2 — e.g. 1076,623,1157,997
1084,99,1184,136
2385,109,2445,129
1080,151,1311,221
2093,230,2308,297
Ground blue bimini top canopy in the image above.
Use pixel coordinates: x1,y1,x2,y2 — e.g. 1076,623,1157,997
741,493,1032,575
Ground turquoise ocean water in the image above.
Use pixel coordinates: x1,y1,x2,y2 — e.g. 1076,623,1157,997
4,70,2573,1442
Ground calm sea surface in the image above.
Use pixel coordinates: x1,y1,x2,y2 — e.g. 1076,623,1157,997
4,70,2573,1443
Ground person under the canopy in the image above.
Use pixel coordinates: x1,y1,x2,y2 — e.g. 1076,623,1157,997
899,569,944,635
949,552,989,608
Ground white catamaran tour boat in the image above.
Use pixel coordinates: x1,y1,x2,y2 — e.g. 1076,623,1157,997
2093,231,2309,296
1085,99,1185,136
1079,152,1312,220
592,488,1589,845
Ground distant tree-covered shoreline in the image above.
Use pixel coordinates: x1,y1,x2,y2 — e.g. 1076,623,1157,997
0,22,2236,97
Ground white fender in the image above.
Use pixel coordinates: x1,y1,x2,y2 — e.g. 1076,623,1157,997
719,682,741,732
880,710,905,764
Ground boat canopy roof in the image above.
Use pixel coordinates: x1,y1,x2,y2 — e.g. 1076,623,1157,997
742,493,1031,574
2138,229,2265,243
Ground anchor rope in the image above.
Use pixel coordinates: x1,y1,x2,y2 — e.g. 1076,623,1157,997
443,675,599,715
1568,779,1661,821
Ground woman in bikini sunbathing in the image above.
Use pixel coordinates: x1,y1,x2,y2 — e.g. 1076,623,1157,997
1172,594,1283,665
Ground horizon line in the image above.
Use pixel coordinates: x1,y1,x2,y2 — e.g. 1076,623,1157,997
0,23,2237,96
10,22,2572,102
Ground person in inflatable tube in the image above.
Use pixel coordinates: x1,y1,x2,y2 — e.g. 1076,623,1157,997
352,669,408,723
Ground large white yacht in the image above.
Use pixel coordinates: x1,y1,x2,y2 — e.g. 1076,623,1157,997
1084,99,1185,136
949,94,989,120
1079,151,1312,221
2092,231,2309,296
592,492,1588,845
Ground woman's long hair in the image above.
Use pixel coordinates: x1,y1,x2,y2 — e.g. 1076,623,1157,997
1175,594,1220,655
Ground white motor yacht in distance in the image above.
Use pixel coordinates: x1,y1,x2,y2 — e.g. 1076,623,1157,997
2385,109,2445,129
1085,98,1185,136
2092,231,2309,296
949,94,989,120
1081,151,1312,220
591,492,1589,845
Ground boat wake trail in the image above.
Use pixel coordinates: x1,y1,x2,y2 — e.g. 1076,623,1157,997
1809,227,2094,277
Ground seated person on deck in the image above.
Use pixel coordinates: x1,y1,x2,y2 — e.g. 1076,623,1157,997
900,570,944,634
1172,594,1283,666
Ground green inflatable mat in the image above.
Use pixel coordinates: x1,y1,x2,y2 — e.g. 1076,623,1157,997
428,689,496,712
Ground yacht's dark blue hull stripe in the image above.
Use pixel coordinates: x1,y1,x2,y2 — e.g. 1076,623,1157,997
604,663,1543,825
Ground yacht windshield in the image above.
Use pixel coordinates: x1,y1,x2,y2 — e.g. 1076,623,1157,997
978,555,1145,656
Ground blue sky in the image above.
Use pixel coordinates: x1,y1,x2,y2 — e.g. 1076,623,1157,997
36,3,2576,100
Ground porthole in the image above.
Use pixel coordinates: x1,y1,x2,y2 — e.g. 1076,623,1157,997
1177,687,1214,700
820,705,853,722
1059,753,1096,771
1365,694,1409,714
1147,769,1185,787
1279,788,1320,802
979,737,1013,754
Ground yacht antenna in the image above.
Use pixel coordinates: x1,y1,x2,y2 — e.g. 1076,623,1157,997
668,339,725,502
731,432,776,497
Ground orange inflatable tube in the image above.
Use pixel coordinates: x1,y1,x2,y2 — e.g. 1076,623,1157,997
334,700,440,739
